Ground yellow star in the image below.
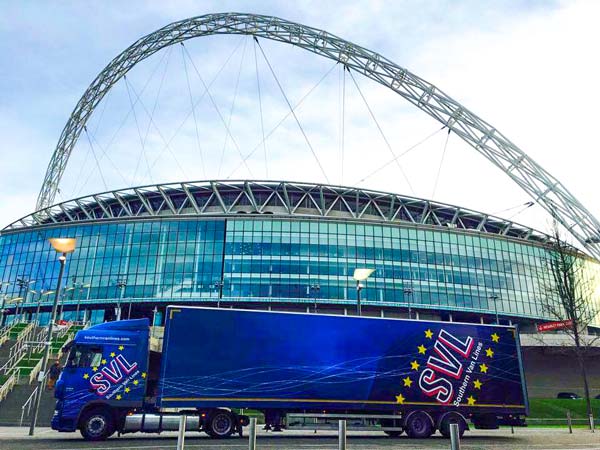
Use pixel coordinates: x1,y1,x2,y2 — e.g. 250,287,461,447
467,395,476,406
133,380,139,385
395,394,405,404
83,373,89,380
480,363,488,373
485,348,494,358
141,372,147,378
116,394,122,400
110,352,116,357
491,333,500,343
424,329,433,339
118,345,124,351
417,344,426,354
403,376,413,388
92,366,98,372
124,387,130,393
473,379,482,390
101,359,107,365
410,360,420,371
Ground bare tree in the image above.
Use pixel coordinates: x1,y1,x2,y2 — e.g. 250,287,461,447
539,221,599,419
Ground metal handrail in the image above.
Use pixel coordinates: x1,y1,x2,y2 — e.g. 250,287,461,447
20,370,48,426
0,368,17,403
1,325,46,376
1,343,26,375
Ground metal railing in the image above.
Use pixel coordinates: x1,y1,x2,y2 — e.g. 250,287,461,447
19,371,48,426
0,369,18,404
0,324,11,348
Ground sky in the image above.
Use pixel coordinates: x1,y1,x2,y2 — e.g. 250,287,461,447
1,0,599,244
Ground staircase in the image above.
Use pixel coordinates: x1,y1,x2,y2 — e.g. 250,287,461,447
0,321,81,427
0,384,56,426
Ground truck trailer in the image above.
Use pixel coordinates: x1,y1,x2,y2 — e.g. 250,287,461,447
51,306,528,440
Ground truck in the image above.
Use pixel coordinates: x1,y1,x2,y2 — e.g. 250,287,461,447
51,306,528,440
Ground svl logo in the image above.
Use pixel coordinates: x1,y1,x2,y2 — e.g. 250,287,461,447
90,354,138,396
418,330,474,404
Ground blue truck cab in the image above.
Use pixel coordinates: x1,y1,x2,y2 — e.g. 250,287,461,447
52,319,150,438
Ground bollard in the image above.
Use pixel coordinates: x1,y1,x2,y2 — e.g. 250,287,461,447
249,417,257,450
567,410,572,434
590,414,595,433
176,414,186,450
449,423,461,450
338,419,347,450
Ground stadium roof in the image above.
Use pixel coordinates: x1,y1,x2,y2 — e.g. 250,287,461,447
3,180,550,245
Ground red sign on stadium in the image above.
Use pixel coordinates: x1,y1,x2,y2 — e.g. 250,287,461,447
537,320,573,332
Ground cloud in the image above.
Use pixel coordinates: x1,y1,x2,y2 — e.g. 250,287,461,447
1,0,598,249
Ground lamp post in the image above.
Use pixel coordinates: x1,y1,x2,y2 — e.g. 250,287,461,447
310,283,320,313
0,295,7,327
489,294,500,324
152,305,158,327
74,283,91,323
403,286,414,319
29,237,76,436
4,297,23,325
32,290,55,325
16,277,35,322
353,269,375,316
59,286,73,321
29,289,46,325
213,280,224,308
115,279,127,321
0,282,11,327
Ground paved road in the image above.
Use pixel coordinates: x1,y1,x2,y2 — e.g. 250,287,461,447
1,427,600,450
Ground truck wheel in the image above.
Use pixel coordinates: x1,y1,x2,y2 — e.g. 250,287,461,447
80,407,114,441
206,410,235,438
405,411,433,438
439,412,466,438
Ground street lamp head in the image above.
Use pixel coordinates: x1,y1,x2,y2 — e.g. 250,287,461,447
353,268,375,281
48,238,77,254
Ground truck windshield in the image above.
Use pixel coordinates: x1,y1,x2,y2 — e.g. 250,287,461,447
67,344,103,368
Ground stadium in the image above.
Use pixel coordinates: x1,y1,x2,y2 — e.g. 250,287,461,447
2,179,594,330
2,13,600,399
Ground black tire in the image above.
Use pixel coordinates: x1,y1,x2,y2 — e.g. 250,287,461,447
206,410,235,438
439,413,466,438
405,411,433,439
384,430,403,437
79,407,114,441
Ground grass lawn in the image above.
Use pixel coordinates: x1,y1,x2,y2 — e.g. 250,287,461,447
529,398,600,419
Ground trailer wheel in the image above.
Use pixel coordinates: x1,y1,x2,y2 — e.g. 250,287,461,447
439,412,467,438
206,410,235,438
405,411,433,439
79,407,114,441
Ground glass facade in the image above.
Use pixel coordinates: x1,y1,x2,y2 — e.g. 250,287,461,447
1,216,599,324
